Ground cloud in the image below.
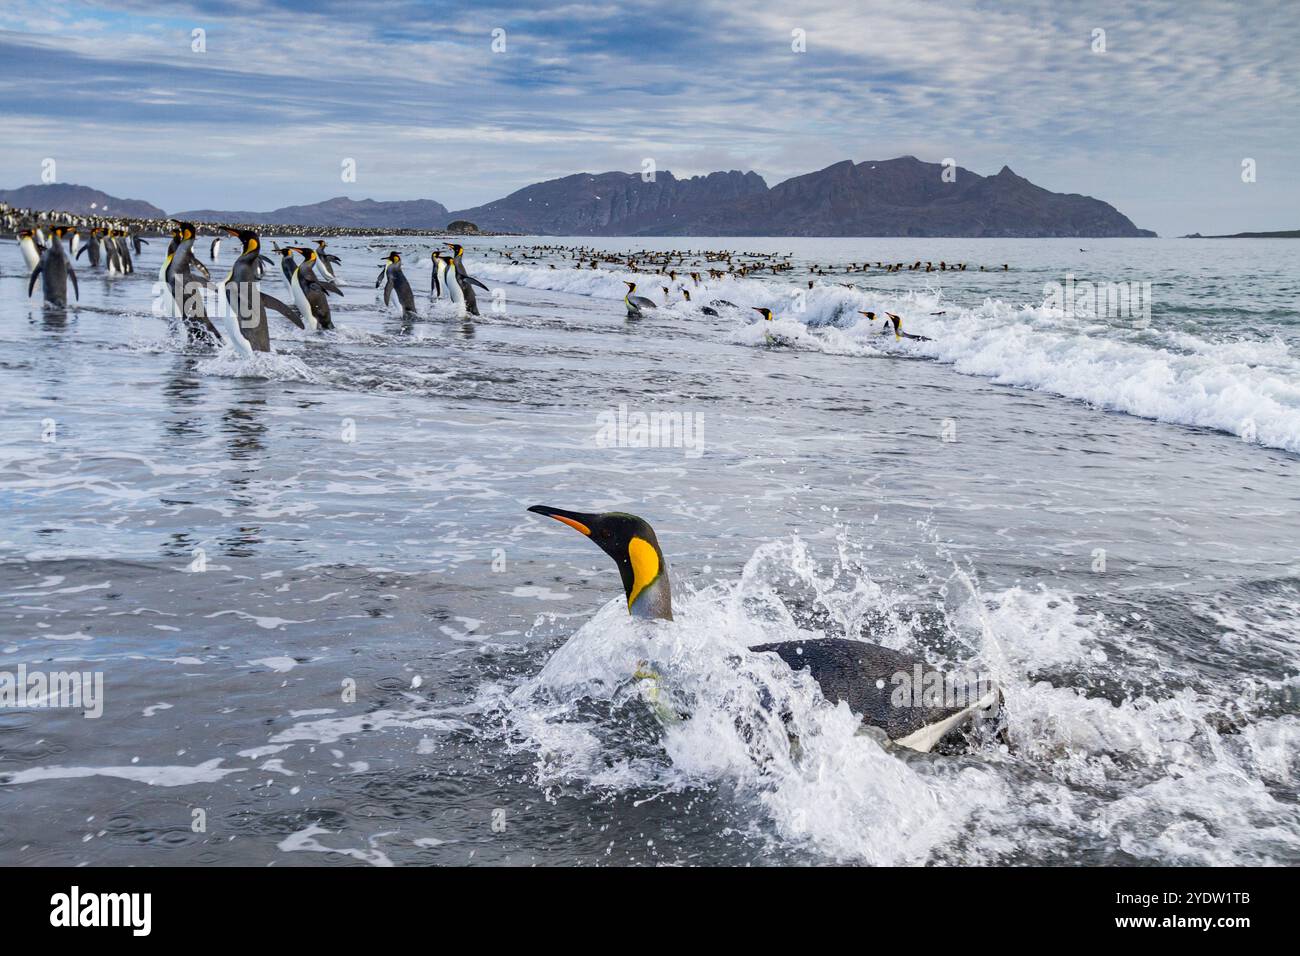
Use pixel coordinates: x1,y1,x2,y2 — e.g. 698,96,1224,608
0,0,1296,234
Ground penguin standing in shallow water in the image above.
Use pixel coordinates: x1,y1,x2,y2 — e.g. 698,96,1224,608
444,243,488,316
376,251,418,317
289,246,341,330
219,229,297,353
166,223,218,343
526,507,1001,753
27,225,79,307
17,229,42,272
312,240,342,283
77,228,102,269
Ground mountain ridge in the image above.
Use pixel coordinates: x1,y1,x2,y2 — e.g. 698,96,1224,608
2,158,1157,236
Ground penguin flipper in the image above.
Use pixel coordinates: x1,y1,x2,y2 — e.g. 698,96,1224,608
466,275,490,291
27,265,42,298
75,245,87,260
383,279,393,307
69,266,79,301
260,292,300,325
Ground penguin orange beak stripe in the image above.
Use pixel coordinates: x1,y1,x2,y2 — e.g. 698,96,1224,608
527,505,592,536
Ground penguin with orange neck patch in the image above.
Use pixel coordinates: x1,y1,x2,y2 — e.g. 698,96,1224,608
526,506,999,752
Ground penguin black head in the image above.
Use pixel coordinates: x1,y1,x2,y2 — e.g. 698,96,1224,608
292,246,317,260
177,222,197,240
886,313,902,339
527,505,672,620
382,251,400,264
227,228,260,250
753,307,773,321
624,281,637,292
447,243,464,255
859,310,877,321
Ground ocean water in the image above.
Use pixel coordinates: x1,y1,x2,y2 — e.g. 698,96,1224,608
1,235,1297,866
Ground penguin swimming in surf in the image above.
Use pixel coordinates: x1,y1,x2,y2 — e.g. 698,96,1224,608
525,507,1000,753
27,225,79,307
883,313,931,342
623,281,657,317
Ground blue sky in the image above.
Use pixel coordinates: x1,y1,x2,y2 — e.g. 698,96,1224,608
1,0,1296,235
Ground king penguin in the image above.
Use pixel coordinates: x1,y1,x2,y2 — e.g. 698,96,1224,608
376,251,418,317
289,246,341,330
17,229,42,273
525,507,1001,753
219,228,297,353
623,281,657,317
27,225,79,307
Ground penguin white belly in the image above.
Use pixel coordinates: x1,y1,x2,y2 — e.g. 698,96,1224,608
447,274,466,314
290,273,319,331
212,283,255,358
19,238,40,272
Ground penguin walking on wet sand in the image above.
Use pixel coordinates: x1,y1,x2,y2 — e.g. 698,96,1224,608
27,225,79,307
525,507,1001,753
376,251,419,318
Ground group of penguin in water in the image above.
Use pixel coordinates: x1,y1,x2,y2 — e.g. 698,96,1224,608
14,218,987,755
18,220,491,357
623,281,932,343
